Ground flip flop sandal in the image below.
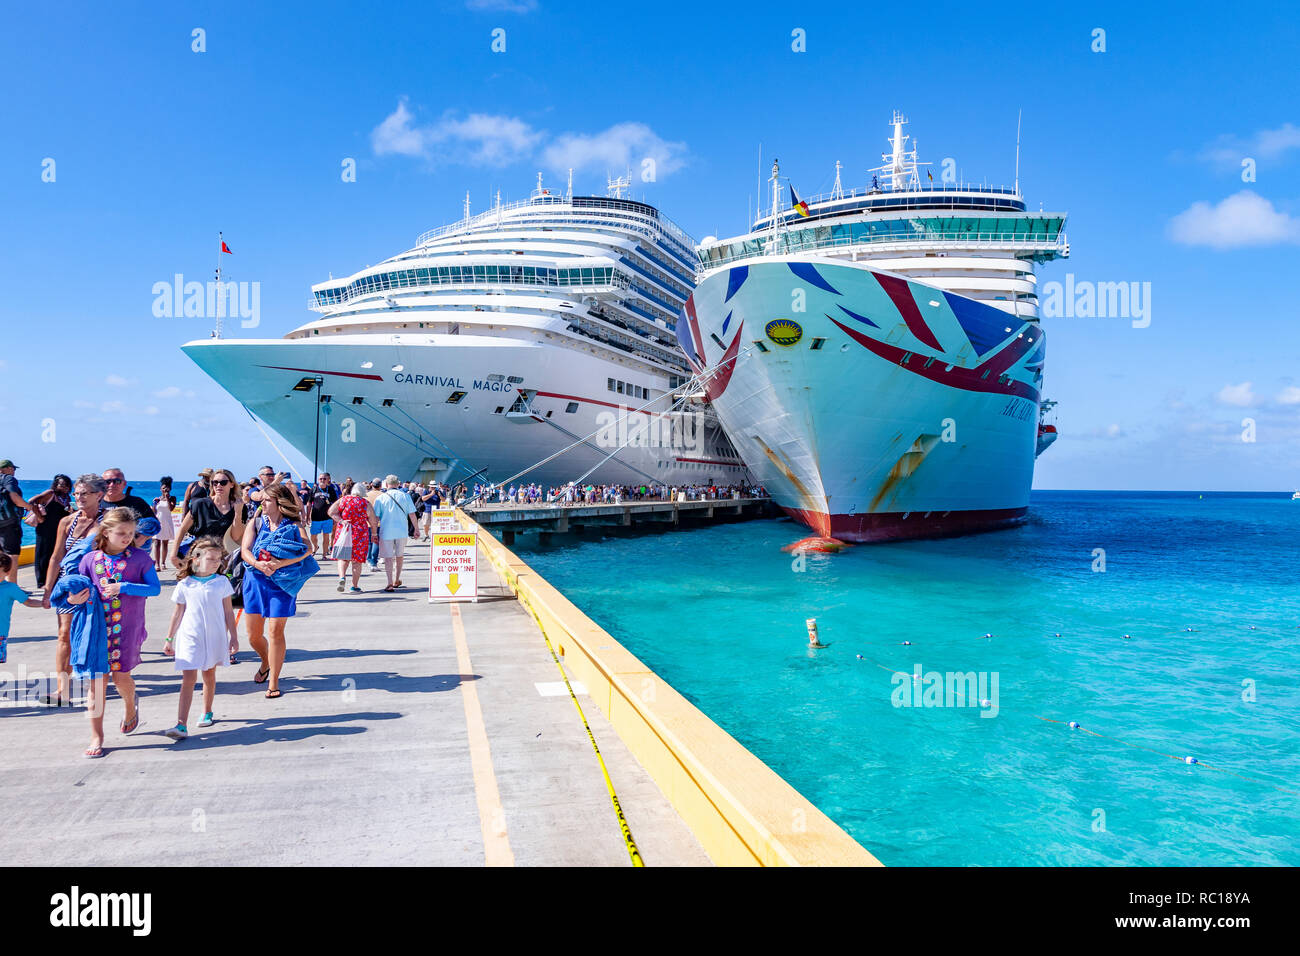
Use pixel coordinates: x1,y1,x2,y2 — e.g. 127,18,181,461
253,666,271,684
120,712,139,734
265,688,283,699
84,745,105,759
394,580,404,588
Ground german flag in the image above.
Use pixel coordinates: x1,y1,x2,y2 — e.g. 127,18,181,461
789,184,810,217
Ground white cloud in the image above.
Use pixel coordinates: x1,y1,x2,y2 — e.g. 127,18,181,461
1201,123,1300,168
144,406,159,415
105,375,136,387
1276,385,1300,405
371,101,542,166
541,122,687,178
371,102,688,182
1216,382,1256,407
465,0,537,11
153,385,182,399
1168,191,1300,248
100,400,126,413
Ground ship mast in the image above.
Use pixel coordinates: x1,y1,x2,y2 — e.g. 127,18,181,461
213,231,224,339
769,158,781,235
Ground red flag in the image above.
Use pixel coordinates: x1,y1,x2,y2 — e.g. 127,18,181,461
221,240,233,254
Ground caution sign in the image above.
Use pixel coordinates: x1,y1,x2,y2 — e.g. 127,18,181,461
430,509,459,533
429,532,478,603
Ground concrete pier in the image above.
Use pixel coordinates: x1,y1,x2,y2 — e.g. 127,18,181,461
0,541,710,866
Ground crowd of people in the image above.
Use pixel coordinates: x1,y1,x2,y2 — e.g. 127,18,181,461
0,457,767,758
0,459,459,758
469,481,767,506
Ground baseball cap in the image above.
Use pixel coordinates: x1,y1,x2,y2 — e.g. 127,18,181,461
0,459,16,468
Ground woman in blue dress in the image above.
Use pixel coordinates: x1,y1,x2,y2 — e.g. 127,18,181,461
239,483,318,699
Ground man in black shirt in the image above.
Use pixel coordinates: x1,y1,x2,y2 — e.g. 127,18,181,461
308,472,340,558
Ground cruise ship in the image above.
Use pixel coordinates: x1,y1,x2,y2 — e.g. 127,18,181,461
683,114,1068,542
183,177,748,489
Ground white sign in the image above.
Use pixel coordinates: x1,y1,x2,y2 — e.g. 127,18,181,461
429,531,478,603
430,509,459,533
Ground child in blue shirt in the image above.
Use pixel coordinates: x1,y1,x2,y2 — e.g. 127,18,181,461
0,553,42,663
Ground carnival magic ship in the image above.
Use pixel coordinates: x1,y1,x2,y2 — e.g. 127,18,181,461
183,177,747,488
683,114,1067,541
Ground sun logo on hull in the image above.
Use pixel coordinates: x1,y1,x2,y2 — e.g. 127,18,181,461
765,318,803,347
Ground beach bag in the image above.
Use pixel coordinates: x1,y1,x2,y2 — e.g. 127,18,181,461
329,522,352,561
228,555,247,609
23,512,40,527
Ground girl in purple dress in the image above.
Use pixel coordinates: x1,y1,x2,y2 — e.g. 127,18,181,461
78,507,160,753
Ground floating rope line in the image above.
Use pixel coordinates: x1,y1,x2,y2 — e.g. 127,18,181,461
842,648,1300,797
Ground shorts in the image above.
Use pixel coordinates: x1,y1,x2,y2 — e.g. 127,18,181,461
378,537,407,559
241,570,297,619
310,519,333,535
0,522,20,556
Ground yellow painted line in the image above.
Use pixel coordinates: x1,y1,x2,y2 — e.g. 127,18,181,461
449,603,514,867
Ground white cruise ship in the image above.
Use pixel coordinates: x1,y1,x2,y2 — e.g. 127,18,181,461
684,114,1068,542
183,178,747,488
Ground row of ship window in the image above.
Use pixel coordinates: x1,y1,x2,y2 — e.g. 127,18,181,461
608,378,655,401
701,216,1066,264
314,265,623,306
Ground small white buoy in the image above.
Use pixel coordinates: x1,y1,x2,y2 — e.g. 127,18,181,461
1122,634,1132,640
982,632,993,639
901,640,912,645
1184,756,1198,765
856,654,863,660
806,617,827,648
1068,721,1080,729
979,698,992,708
1054,632,1061,638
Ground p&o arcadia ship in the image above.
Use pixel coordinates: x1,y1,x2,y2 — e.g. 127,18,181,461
683,113,1068,542
183,177,747,489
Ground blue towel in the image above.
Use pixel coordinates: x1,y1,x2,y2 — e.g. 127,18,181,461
51,573,107,677
249,518,319,596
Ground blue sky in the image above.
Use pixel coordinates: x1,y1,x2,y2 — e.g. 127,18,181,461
2,0,1298,490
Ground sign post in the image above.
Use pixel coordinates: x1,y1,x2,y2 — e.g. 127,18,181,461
429,531,478,603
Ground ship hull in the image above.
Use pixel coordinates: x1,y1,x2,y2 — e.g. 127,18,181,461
684,257,1046,543
182,334,748,489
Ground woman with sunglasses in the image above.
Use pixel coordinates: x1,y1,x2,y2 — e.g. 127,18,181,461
170,469,245,568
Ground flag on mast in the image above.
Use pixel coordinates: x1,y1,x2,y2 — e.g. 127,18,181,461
789,184,810,217
221,240,233,254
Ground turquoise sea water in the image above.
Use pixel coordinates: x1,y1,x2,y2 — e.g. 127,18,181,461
514,491,1300,866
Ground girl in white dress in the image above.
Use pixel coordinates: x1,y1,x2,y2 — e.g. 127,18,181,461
152,479,176,572
163,537,238,739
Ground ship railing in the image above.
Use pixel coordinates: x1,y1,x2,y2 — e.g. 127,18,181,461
778,181,1021,209
308,276,631,312
698,230,1069,272
414,198,697,256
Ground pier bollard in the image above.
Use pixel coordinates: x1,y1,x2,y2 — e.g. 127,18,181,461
807,617,827,648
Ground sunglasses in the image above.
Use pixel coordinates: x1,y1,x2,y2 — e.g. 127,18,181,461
212,478,231,486
105,477,125,485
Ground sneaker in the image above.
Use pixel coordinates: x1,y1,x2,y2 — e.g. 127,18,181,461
337,579,345,592
350,586,362,593
197,713,214,728
165,724,188,740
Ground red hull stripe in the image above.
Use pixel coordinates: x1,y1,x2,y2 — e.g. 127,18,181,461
258,365,385,382
828,317,1040,402
783,505,1028,543
874,272,943,351
704,319,744,402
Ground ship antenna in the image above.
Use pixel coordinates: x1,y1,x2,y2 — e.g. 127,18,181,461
213,230,223,339
566,167,573,201
463,191,471,221
769,158,781,236
1015,108,1022,196
832,160,844,200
